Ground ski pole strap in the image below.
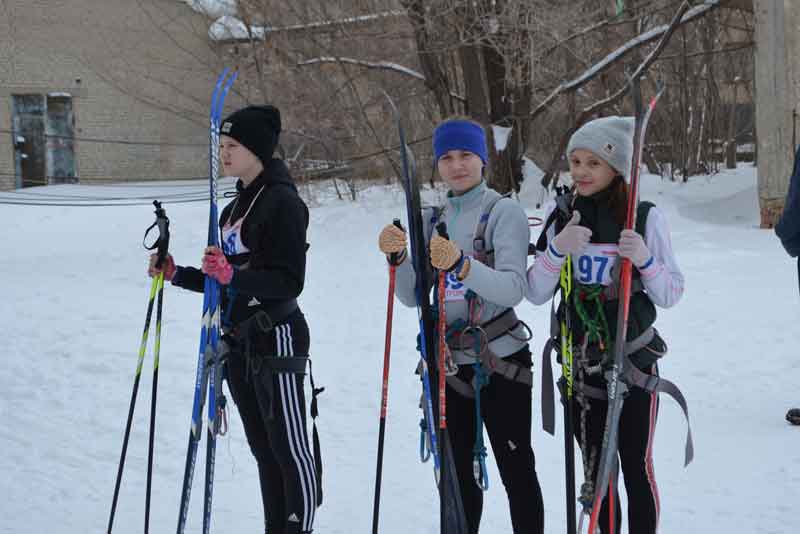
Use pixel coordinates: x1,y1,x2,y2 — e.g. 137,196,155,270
472,362,489,491
143,200,170,268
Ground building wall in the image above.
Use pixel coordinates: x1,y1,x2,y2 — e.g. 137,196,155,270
0,0,228,190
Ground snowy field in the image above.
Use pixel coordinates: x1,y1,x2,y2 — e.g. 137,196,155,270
1,165,798,534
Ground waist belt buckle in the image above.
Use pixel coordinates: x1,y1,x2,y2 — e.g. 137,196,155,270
253,311,274,334
643,373,660,392
459,325,488,359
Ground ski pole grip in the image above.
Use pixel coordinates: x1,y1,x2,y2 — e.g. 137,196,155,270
435,222,449,240
389,218,404,265
152,200,170,269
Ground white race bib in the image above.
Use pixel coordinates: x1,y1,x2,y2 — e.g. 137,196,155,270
443,272,468,302
572,243,619,286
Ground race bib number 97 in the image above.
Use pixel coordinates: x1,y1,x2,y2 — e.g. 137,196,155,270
571,243,619,286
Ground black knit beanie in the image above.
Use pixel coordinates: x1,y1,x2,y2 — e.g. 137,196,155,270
220,105,282,165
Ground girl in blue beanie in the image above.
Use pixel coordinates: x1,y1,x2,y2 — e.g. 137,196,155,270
379,117,545,533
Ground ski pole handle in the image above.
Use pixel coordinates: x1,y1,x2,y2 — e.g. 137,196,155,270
143,200,171,269
153,200,171,269
435,222,449,240
389,218,404,266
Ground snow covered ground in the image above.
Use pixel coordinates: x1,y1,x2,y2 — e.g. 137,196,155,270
1,165,798,534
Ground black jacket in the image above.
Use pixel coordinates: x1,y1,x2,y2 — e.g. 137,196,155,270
173,158,309,327
776,146,800,258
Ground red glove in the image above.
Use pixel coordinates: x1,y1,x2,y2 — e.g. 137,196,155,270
201,246,233,285
148,253,176,281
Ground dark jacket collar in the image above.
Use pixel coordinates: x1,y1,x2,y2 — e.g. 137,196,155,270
235,158,296,194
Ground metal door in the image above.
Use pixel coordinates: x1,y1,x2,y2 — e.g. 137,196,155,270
11,94,46,188
46,94,77,183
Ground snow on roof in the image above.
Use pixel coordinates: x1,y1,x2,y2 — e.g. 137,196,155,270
209,15,267,40
207,10,403,42
180,0,237,18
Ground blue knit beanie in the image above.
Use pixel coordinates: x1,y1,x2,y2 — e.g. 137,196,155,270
433,120,488,164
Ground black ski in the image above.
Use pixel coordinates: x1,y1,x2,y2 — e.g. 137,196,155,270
385,94,467,534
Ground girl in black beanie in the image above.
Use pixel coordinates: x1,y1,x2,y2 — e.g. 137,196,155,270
150,105,321,534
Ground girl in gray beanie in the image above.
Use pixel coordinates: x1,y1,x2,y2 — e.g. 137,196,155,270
527,116,686,534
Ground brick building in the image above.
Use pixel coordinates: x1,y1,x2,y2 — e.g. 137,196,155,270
0,0,224,190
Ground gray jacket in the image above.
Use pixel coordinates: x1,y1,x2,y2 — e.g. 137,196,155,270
394,181,531,364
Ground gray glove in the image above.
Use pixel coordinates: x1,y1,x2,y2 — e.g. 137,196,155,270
551,211,592,256
618,229,652,267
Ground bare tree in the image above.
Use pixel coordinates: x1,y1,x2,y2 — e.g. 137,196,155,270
139,0,760,202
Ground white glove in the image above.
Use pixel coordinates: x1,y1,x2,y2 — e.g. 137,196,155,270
618,229,652,267
551,211,592,256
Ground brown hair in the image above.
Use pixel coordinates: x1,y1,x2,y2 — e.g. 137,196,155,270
609,175,629,226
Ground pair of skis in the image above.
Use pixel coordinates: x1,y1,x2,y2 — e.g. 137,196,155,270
558,75,665,534
176,68,238,534
108,69,237,534
372,96,468,534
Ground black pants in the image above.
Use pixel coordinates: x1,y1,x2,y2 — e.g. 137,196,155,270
447,346,545,534
574,366,660,534
226,310,318,534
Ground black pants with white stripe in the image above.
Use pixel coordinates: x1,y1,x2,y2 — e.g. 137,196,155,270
574,365,660,534
226,309,318,534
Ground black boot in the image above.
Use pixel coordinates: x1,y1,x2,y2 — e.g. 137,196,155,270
787,408,800,425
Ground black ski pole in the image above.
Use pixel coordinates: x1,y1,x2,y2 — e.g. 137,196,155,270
145,200,169,534
107,200,169,534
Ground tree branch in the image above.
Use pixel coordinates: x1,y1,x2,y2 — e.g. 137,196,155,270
529,0,721,123
540,0,701,189
298,56,466,102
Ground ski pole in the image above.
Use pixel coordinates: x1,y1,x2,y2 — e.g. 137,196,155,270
107,200,170,534
144,200,169,534
559,259,577,534
434,222,449,433
372,219,403,534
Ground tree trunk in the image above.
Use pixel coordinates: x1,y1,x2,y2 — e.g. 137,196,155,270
402,0,455,118
725,82,739,169
753,0,793,228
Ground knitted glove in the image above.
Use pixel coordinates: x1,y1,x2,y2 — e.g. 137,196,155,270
378,223,408,264
148,253,176,281
201,246,233,285
551,211,592,256
429,234,464,271
618,229,652,267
